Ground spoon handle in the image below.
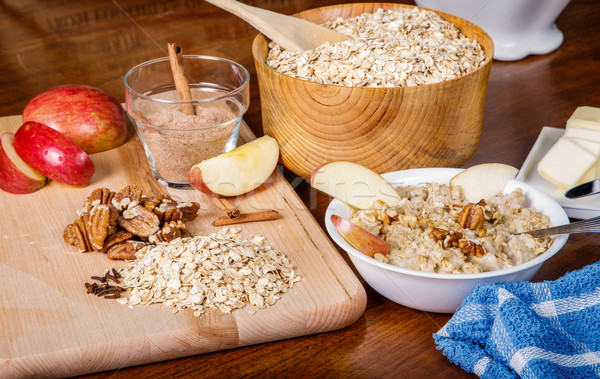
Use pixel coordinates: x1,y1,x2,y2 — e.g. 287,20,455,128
204,0,350,51
526,215,600,238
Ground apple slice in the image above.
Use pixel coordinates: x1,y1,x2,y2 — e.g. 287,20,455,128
0,132,47,194
450,163,519,203
331,215,391,257
12,121,95,187
310,161,401,209
188,135,279,196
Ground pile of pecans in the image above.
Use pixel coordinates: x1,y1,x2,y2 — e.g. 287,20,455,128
63,185,200,259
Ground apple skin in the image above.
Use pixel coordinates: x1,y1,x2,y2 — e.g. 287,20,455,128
12,121,95,187
22,84,127,154
188,135,279,197
0,132,47,194
330,215,391,257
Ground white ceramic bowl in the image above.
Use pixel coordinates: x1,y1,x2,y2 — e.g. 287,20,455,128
325,168,569,313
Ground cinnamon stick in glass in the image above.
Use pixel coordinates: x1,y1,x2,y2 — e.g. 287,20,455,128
167,43,195,115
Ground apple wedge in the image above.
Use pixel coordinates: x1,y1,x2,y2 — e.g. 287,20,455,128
310,161,401,209
0,132,47,194
13,121,95,187
330,215,391,257
188,135,279,196
450,163,519,203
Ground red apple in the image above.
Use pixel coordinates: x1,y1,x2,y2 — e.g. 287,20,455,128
188,135,279,196
13,121,95,187
22,84,127,153
0,133,47,194
330,215,391,257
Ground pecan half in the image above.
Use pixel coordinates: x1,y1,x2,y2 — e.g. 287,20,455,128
150,220,190,244
431,228,463,249
178,202,200,222
457,203,485,230
118,205,160,237
153,201,181,224
106,240,147,260
89,204,112,250
101,230,134,254
74,213,93,252
87,188,115,206
459,240,485,258
112,184,143,211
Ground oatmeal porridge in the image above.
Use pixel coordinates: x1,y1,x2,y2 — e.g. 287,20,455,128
351,183,552,274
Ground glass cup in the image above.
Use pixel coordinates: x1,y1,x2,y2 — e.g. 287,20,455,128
124,55,250,189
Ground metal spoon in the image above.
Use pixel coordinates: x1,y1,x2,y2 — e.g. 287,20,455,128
525,215,600,238
205,0,352,51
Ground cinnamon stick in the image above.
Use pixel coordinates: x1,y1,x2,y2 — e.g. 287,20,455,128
167,43,195,115
212,210,279,226
213,197,241,219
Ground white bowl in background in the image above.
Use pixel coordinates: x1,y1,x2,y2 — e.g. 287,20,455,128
415,0,571,61
325,168,569,313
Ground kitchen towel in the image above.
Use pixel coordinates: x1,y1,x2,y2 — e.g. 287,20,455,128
433,261,600,378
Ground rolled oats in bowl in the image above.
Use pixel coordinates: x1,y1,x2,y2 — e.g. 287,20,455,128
351,182,553,274
266,7,486,87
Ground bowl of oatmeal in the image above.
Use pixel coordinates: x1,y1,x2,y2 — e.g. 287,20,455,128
325,168,569,313
252,3,494,179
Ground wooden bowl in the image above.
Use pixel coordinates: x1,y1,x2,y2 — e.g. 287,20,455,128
252,3,494,179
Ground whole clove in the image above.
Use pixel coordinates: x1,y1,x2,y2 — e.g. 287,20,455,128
85,269,124,299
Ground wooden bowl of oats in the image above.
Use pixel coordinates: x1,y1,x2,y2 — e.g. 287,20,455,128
252,3,494,179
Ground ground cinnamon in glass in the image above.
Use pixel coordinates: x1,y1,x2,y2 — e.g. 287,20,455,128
134,90,242,185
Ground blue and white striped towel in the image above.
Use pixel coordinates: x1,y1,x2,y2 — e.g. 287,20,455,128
433,261,600,378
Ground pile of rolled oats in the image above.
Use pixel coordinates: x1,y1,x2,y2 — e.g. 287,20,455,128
116,227,301,317
266,8,485,87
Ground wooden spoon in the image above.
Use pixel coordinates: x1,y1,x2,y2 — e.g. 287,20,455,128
205,0,352,51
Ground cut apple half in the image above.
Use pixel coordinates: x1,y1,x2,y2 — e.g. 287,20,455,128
331,214,391,257
310,161,401,209
12,121,95,187
450,163,519,203
188,135,279,197
0,132,47,194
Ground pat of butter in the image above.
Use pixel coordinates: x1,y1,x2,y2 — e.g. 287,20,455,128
566,106,600,130
564,126,600,142
569,137,600,178
537,137,598,191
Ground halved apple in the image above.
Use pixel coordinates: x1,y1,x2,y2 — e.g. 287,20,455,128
310,161,401,209
0,132,47,194
331,215,391,257
450,163,519,203
188,135,279,196
12,121,95,187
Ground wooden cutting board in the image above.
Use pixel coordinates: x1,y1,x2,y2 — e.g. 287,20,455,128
0,115,366,378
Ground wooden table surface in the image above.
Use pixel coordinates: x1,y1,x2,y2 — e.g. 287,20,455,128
2,0,599,377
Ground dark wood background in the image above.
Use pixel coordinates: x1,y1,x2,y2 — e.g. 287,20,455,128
1,0,599,377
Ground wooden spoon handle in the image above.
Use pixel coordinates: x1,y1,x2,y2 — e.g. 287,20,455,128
205,0,350,51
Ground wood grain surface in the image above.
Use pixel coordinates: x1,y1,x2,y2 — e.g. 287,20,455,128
1,0,600,377
0,116,366,377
